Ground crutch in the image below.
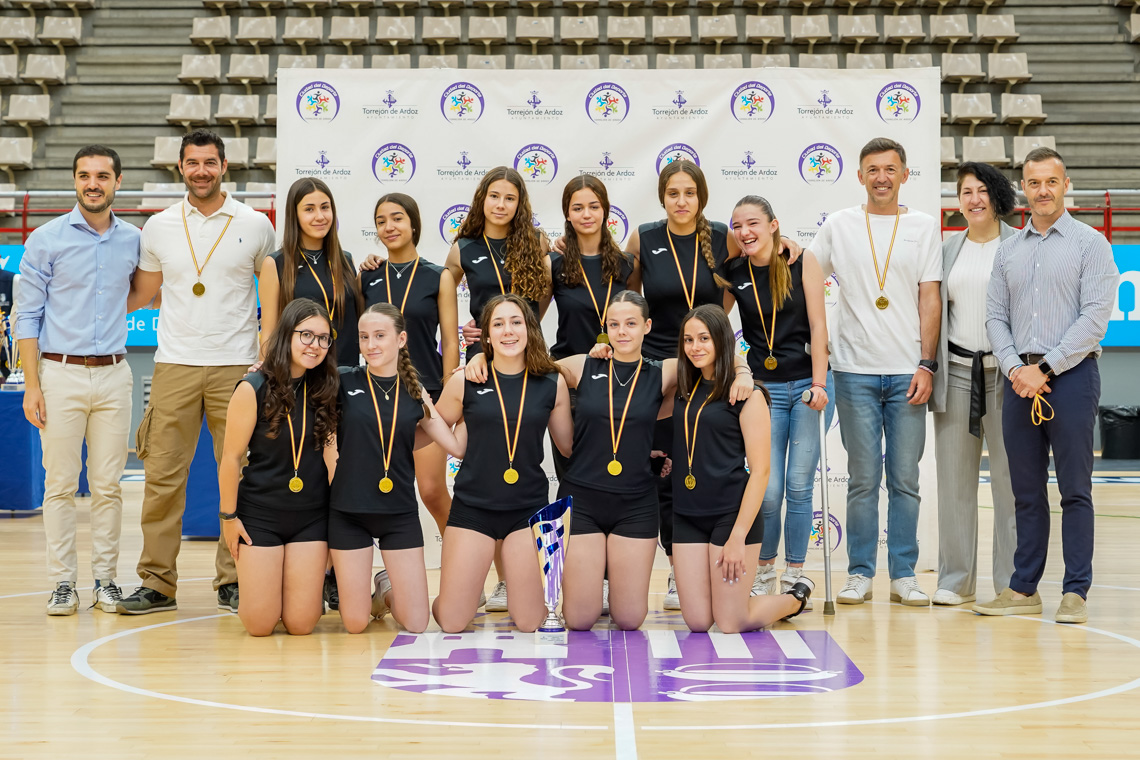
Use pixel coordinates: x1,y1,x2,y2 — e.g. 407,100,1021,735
802,389,835,616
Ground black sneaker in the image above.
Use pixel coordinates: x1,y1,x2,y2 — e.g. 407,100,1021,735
323,571,339,613
217,582,239,613
116,587,177,615
782,577,816,620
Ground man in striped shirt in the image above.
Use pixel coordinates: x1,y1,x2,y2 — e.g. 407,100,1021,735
976,147,1119,624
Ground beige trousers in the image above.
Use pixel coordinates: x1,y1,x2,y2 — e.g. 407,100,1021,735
38,358,133,585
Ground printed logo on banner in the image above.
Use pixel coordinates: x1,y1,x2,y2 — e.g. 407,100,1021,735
652,89,710,121
441,82,485,123
576,151,636,182
362,89,420,120
810,511,843,553
514,144,559,184
435,150,490,181
876,82,921,124
298,150,352,181
585,82,630,124
794,211,831,244
296,81,341,123
797,89,854,121
439,204,471,244
373,629,863,702
735,328,750,356
507,90,565,121
607,205,630,245
798,143,843,185
656,143,701,174
731,81,776,123
720,150,778,181
372,143,416,184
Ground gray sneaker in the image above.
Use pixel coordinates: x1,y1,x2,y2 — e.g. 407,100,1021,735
116,586,177,615
217,583,239,613
371,570,392,619
47,581,78,616
90,580,123,612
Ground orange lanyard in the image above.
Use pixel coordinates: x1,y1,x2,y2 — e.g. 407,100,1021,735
366,372,400,492
385,257,420,314
665,229,699,310
606,358,642,475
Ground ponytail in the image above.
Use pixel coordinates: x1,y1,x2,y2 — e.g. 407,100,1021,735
734,195,791,310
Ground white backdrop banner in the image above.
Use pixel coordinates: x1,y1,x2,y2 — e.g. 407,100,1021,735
278,67,942,572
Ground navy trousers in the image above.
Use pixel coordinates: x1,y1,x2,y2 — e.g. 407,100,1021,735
1002,358,1099,599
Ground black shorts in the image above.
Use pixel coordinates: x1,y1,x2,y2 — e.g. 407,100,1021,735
557,480,658,539
446,497,536,541
237,502,328,547
673,511,763,547
328,509,424,551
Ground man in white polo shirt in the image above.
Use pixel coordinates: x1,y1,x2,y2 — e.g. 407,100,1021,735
808,137,942,607
117,129,276,614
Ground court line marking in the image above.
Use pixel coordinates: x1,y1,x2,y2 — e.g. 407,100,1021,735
0,577,214,601
70,614,608,731
642,608,1140,731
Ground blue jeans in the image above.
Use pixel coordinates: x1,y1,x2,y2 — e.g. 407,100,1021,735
759,372,836,564
833,371,928,579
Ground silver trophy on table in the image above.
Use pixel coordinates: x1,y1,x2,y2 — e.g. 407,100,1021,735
529,496,572,644
0,313,22,391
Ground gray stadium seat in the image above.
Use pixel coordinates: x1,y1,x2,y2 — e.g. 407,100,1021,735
223,137,249,170
941,52,984,90
1013,135,1056,167
847,53,886,69
23,55,67,92
215,93,260,135
469,17,507,54
236,16,277,54
988,52,1031,90
263,94,277,125
799,53,839,68
167,94,212,129
467,54,507,69
929,14,971,53
790,15,831,54
750,53,791,67
190,16,232,54
324,54,365,69
656,53,696,69
0,137,33,183
745,15,786,54
277,54,318,76
949,92,996,134
698,15,737,54
283,17,324,55
561,16,599,54
975,14,1018,51
0,17,36,53
838,15,878,53
253,138,276,171
882,15,924,53
376,17,415,52
423,17,462,52
962,136,1010,166
372,54,413,68
608,54,649,69
0,55,18,85
227,54,270,93
559,54,600,69
38,16,82,55
418,54,459,68
608,16,647,54
515,16,555,52
330,16,370,54
178,54,221,93
150,136,182,174
514,54,554,69
892,52,932,68
5,95,50,139
941,136,958,167
652,16,692,52
1001,93,1047,133
704,53,743,68
243,182,277,211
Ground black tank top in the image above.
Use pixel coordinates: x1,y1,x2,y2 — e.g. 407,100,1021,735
361,257,446,393
723,256,814,381
458,236,542,360
565,356,664,494
549,251,633,360
671,378,749,517
637,220,729,360
453,369,559,510
236,371,330,511
330,366,425,515
272,249,360,367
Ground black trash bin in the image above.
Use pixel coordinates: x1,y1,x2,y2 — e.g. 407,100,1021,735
1099,406,1140,459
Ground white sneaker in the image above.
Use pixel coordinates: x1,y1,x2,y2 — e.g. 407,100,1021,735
779,567,813,611
663,571,680,610
890,576,931,607
91,580,123,612
601,580,610,616
371,570,391,619
478,592,487,609
931,588,975,606
485,581,508,612
47,581,78,616
751,565,777,597
837,574,873,604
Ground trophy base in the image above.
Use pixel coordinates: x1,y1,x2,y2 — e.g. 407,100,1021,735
0,382,25,392
536,627,568,645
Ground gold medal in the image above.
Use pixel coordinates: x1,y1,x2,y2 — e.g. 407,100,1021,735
192,282,206,297
764,355,778,371
684,474,696,490
379,476,394,493
332,327,338,340
682,384,712,495
876,296,889,310
607,459,623,476
289,476,304,493
503,467,519,484
597,333,610,345
866,207,901,314
746,260,779,373
182,202,232,303
491,363,528,489
367,371,401,501
286,381,307,495
607,358,642,480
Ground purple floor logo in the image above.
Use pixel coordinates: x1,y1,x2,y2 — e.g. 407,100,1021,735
656,143,700,174
441,82,485,123
372,143,416,184
296,81,340,123
732,81,775,123
439,203,470,244
586,82,630,124
607,205,629,244
373,628,862,702
514,143,558,184
799,143,843,185
876,82,921,124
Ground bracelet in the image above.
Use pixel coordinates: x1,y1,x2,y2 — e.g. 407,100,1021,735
811,382,827,389
735,367,753,376
917,365,934,375
219,511,238,521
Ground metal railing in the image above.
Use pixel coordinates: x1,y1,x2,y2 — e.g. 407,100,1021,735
940,188,1140,242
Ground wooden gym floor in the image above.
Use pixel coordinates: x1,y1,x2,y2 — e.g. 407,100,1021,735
1,478,1138,760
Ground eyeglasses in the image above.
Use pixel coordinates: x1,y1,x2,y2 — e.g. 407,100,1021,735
293,329,332,349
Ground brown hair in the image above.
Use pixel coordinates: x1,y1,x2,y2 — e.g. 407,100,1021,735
479,293,560,377
676,305,739,403
361,302,424,403
1022,147,1066,175
558,174,627,288
373,192,422,247
455,166,550,301
657,160,730,289
859,137,907,167
733,196,791,310
281,177,364,324
258,298,339,449
608,289,649,320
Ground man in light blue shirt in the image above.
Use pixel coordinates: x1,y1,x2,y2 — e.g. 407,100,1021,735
14,146,140,616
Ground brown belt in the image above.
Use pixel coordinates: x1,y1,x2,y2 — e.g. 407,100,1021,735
41,352,125,367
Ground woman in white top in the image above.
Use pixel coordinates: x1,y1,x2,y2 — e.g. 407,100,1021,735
929,162,1019,606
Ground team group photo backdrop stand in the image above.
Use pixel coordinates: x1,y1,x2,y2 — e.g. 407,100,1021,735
277,67,942,571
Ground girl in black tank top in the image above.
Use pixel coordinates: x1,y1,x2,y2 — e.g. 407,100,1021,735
328,303,464,635
218,298,340,637
724,196,834,602
258,178,364,367
670,305,813,634
443,167,552,361
432,294,573,634
361,194,461,542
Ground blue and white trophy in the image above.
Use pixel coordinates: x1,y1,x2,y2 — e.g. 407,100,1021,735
529,496,572,645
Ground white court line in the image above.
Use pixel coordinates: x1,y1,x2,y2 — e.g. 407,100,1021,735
0,577,214,600
644,611,1140,731
646,629,681,659
707,631,751,659
613,703,637,760
770,630,815,660
70,614,608,731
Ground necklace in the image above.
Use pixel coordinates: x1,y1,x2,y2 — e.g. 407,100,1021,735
385,257,420,314
370,373,398,401
366,372,400,493
612,361,638,388
389,259,416,279
482,234,509,296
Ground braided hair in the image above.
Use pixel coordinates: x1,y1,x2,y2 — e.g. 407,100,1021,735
362,302,424,403
657,160,730,289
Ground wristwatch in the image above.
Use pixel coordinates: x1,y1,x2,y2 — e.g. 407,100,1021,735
1037,359,1055,378
919,359,939,373
219,511,238,521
